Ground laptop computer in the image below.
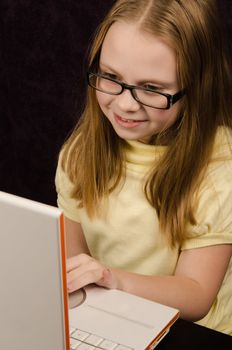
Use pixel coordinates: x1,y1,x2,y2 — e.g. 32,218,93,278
0,191,179,350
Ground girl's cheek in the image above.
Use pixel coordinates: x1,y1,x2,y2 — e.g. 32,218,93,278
96,91,114,108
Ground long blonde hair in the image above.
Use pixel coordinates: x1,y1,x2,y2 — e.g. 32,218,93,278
61,0,232,246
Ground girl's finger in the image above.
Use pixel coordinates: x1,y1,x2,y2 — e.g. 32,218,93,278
66,253,93,272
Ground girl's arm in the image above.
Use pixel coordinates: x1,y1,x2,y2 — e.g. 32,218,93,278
114,244,232,321
64,217,90,258
67,240,232,321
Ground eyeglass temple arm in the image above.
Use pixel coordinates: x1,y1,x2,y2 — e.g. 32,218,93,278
171,89,186,105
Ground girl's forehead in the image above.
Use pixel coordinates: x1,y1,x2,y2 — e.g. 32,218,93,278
100,21,178,86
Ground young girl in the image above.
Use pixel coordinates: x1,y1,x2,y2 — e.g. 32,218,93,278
55,0,232,335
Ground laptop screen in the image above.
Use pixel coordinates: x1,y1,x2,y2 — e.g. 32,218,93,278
0,191,69,350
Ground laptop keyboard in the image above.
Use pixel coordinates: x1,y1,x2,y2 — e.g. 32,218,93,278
70,327,134,350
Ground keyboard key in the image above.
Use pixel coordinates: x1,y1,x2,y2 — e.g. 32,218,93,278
115,346,133,350
99,339,118,350
72,329,90,341
85,334,104,346
77,343,95,350
70,338,81,349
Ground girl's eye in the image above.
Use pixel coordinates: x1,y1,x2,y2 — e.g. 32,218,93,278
101,72,118,80
143,84,159,91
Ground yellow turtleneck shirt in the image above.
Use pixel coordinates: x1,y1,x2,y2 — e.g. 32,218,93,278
56,127,232,335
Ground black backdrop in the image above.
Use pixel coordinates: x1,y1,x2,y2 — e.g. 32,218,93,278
0,0,231,206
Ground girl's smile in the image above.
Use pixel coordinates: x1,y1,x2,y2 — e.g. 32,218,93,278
114,113,148,129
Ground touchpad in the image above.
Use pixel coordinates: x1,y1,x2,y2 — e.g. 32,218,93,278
68,288,86,309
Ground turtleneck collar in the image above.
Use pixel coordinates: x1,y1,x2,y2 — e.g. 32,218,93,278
124,140,167,169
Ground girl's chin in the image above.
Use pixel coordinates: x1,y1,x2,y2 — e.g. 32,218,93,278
112,127,149,142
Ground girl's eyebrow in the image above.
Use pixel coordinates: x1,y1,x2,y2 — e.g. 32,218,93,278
99,63,120,75
99,62,175,90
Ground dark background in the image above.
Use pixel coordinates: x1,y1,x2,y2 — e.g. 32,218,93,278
0,0,231,206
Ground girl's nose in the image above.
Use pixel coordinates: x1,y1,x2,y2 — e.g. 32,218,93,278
115,89,141,112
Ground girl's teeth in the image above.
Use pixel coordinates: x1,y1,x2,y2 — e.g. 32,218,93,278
121,117,134,122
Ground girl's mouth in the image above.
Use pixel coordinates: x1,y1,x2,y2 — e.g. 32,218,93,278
114,114,146,128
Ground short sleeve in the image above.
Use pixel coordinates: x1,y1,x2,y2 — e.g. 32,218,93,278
55,153,81,222
182,157,232,250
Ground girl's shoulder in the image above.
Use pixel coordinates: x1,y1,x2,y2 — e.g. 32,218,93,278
201,127,232,194
213,126,232,157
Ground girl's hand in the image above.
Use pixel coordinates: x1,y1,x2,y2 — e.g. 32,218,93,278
66,253,117,292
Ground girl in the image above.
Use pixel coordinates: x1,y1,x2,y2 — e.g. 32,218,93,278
56,0,232,335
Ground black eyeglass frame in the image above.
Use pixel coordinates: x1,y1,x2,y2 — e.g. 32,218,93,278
87,72,186,110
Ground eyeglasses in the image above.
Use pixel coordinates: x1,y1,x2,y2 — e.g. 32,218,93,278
87,72,186,110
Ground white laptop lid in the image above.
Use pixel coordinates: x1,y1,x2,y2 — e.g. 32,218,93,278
0,191,69,350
